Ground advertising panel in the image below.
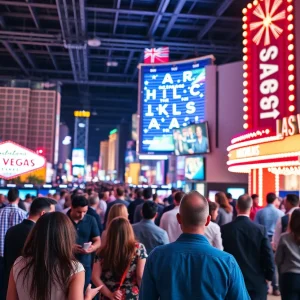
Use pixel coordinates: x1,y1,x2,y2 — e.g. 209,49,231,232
72,148,85,166
243,0,296,130
185,157,205,181
139,56,214,154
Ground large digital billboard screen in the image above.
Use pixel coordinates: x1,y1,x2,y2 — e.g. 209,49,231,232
139,56,214,154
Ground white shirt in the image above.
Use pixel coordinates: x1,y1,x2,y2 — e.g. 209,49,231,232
204,221,223,250
272,207,298,250
160,206,182,242
98,200,107,224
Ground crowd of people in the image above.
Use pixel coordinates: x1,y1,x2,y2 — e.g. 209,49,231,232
0,185,299,299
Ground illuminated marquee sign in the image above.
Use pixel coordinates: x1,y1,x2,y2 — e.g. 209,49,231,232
276,114,300,137
139,56,214,154
0,141,46,180
242,0,296,130
74,111,90,118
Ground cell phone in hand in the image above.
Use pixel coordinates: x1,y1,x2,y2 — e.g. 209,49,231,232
83,242,92,250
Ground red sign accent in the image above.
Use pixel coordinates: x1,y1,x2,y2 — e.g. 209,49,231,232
144,47,169,64
243,0,296,131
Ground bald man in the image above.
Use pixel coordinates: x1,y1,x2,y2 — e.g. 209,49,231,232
140,191,250,300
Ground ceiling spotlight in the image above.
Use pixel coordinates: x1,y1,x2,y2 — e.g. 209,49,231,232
87,37,101,47
106,61,118,67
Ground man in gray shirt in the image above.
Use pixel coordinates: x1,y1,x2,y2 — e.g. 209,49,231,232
133,201,169,254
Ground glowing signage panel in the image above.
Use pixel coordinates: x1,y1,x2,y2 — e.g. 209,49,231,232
72,148,85,166
0,141,46,180
139,56,214,154
242,0,296,130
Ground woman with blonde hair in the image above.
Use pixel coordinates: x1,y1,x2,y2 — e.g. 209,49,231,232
92,217,147,299
215,192,233,226
101,204,128,246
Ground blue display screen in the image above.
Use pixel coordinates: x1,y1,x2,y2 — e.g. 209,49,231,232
185,157,205,181
139,57,213,154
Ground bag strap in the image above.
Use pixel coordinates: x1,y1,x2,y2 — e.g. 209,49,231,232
118,264,130,290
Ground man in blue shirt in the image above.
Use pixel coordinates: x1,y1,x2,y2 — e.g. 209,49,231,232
254,192,284,296
133,201,169,254
140,191,250,300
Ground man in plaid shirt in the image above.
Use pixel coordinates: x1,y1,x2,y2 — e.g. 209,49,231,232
0,188,27,299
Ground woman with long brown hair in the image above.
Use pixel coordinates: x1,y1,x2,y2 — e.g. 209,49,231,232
7,212,102,300
215,192,233,226
275,209,300,300
92,217,147,299
101,203,128,246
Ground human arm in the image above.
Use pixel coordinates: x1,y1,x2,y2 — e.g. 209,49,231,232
226,258,250,300
260,227,275,281
139,255,159,300
254,210,261,224
161,231,170,246
272,219,282,251
274,235,285,272
6,269,19,300
136,243,148,287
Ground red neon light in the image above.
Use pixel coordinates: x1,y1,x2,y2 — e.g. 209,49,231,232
242,0,296,131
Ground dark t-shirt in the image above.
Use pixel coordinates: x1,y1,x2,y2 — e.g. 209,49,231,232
67,212,100,268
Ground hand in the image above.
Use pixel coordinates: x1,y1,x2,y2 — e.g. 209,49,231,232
74,244,84,254
84,284,103,300
110,290,122,300
81,245,95,254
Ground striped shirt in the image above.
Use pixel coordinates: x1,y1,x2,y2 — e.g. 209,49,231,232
0,204,27,257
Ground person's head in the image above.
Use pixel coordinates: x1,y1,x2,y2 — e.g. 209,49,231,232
174,191,185,206
142,201,158,220
225,193,232,201
21,212,77,300
208,201,219,221
135,188,143,199
285,194,300,212
107,203,128,225
99,217,136,278
143,187,152,200
8,188,19,203
115,187,124,198
215,192,232,213
60,190,67,199
236,194,252,215
153,193,158,203
171,188,177,196
196,126,202,138
251,194,259,206
289,209,300,245
87,188,93,196
266,192,277,204
0,194,4,204
53,193,60,201
70,195,88,221
188,127,193,135
29,197,57,220
88,195,99,208
25,194,32,203
177,191,210,234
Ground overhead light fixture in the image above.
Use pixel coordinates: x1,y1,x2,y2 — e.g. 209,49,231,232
106,61,118,67
87,37,101,47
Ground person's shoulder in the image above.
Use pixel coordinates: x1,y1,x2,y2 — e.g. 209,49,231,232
276,208,285,216
208,221,220,231
72,261,85,274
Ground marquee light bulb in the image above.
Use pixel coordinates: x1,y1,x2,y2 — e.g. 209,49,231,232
288,54,294,61
243,123,249,129
287,5,293,12
289,95,295,101
243,64,248,70
288,44,294,51
242,16,247,22
288,34,294,41
243,115,248,120
288,64,295,71
243,97,248,103
243,106,248,112
243,89,248,95
253,0,258,5
243,72,248,78
289,74,294,81
288,24,294,31
242,8,247,14
243,47,248,53
289,105,295,112
289,85,295,91
247,3,252,9
243,81,248,87
242,24,247,30
288,14,293,21
243,31,248,37
243,39,248,45
243,55,248,61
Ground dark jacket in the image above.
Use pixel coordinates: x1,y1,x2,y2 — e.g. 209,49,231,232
128,198,144,224
221,216,274,295
87,207,103,235
4,219,35,291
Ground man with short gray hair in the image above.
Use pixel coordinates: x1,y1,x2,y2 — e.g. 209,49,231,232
221,194,274,300
140,191,250,300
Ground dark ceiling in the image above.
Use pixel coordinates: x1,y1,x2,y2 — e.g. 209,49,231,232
0,0,247,161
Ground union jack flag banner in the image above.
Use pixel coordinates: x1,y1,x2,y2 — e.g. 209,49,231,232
144,47,169,64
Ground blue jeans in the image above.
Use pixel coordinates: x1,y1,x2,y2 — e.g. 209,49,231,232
84,266,92,291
